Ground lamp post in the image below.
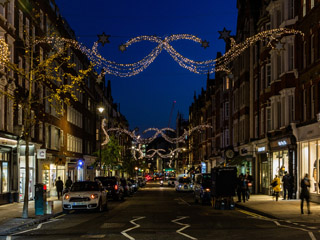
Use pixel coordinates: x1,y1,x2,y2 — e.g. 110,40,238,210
98,105,105,176
135,166,138,180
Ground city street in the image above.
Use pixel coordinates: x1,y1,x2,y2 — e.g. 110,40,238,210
2,183,319,240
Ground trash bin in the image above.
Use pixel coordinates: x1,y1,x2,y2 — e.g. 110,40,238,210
35,183,46,216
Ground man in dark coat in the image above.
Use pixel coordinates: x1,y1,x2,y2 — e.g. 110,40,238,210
300,174,311,214
282,171,291,200
65,176,73,189
55,177,63,200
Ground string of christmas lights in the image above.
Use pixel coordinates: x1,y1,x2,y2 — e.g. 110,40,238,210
0,29,303,77
101,118,212,146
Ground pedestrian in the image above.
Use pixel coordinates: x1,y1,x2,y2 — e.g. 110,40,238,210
245,172,253,200
236,174,247,203
65,176,73,189
300,173,311,214
55,176,63,200
271,175,280,201
282,171,291,200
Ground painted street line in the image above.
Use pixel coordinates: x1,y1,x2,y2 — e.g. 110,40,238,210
8,218,61,237
80,234,105,238
172,216,197,240
273,221,317,240
121,216,146,240
237,209,271,220
178,198,191,206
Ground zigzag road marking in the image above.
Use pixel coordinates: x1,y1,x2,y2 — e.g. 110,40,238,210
172,216,197,240
121,216,145,240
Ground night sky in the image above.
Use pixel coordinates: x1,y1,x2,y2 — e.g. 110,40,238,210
55,0,238,133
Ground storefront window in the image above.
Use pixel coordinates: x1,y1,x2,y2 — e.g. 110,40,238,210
301,143,309,178
2,162,8,192
310,141,317,193
272,150,289,179
45,164,66,197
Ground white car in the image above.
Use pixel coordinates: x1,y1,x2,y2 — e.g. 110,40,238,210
63,181,108,213
175,177,193,192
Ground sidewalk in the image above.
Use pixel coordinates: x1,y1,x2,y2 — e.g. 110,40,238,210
235,194,320,223
0,197,63,235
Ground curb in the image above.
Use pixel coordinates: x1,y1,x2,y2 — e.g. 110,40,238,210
0,211,64,236
235,203,278,220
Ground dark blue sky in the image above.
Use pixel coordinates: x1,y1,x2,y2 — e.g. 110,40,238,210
55,0,238,132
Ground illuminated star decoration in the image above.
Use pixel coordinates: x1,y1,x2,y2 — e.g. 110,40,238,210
119,44,127,52
274,41,285,54
96,69,105,84
201,40,209,49
97,32,110,46
0,0,9,7
218,27,231,41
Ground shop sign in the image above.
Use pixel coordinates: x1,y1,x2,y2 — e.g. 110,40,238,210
257,146,266,152
37,149,46,159
278,140,287,146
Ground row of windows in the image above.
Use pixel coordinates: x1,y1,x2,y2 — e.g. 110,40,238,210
67,134,82,153
67,106,83,128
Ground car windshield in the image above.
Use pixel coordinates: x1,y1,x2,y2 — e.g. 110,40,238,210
179,178,191,183
71,182,99,192
95,178,116,186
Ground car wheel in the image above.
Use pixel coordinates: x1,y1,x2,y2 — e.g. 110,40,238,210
97,199,103,212
63,209,70,214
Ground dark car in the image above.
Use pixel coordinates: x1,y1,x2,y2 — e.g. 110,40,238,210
94,176,124,201
128,178,139,192
120,178,132,197
193,173,212,204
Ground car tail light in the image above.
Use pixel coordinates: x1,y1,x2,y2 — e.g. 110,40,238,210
64,194,70,200
90,194,99,199
114,185,118,190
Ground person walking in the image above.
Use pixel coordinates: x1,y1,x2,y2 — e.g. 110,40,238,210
300,173,311,214
271,175,280,201
55,176,63,200
65,176,73,189
236,174,247,203
282,171,291,200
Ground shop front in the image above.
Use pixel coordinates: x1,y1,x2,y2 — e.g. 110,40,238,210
0,136,17,204
255,144,270,195
19,145,36,201
269,136,297,198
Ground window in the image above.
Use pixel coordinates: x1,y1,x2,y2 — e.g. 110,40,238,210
261,66,265,92
303,0,306,17
255,115,258,138
225,129,229,146
289,95,295,123
266,107,272,132
311,85,315,119
255,78,258,100
288,43,294,71
0,91,4,130
18,57,23,86
281,96,285,127
31,110,35,138
25,18,29,44
277,55,281,78
225,102,229,119
303,89,307,121
303,42,307,69
261,109,264,135
311,34,314,64
39,122,43,141
288,0,294,19
18,10,23,38
40,10,44,30
311,0,315,9
266,63,271,87
6,98,13,132
18,104,22,125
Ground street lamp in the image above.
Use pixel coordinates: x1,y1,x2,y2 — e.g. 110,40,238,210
98,104,105,176
135,166,138,180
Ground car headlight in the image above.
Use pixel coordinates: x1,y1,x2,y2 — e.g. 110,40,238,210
205,188,210,192
179,184,182,188
190,184,193,188
64,194,70,200
90,194,99,199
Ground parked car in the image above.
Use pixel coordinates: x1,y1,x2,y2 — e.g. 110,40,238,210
137,177,146,187
120,178,131,197
168,177,176,187
193,173,212,204
175,177,193,192
94,176,124,201
62,181,107,213
128,178,139,192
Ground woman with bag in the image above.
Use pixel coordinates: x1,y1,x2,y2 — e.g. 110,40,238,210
271,175,281,201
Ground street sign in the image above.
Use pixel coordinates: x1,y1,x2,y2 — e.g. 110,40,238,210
37,149,46,159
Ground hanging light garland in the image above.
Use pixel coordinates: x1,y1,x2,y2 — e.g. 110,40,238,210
0,29,303,77
0,38,9,66
101,119,212,146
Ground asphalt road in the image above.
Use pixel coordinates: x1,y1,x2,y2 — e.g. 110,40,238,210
4,182,320,240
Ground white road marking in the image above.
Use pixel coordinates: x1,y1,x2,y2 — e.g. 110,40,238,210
9,218,60,236
172,216,197,240
178,198,191,206
81,235,105,238
273,220,317,240
121,216,145,240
